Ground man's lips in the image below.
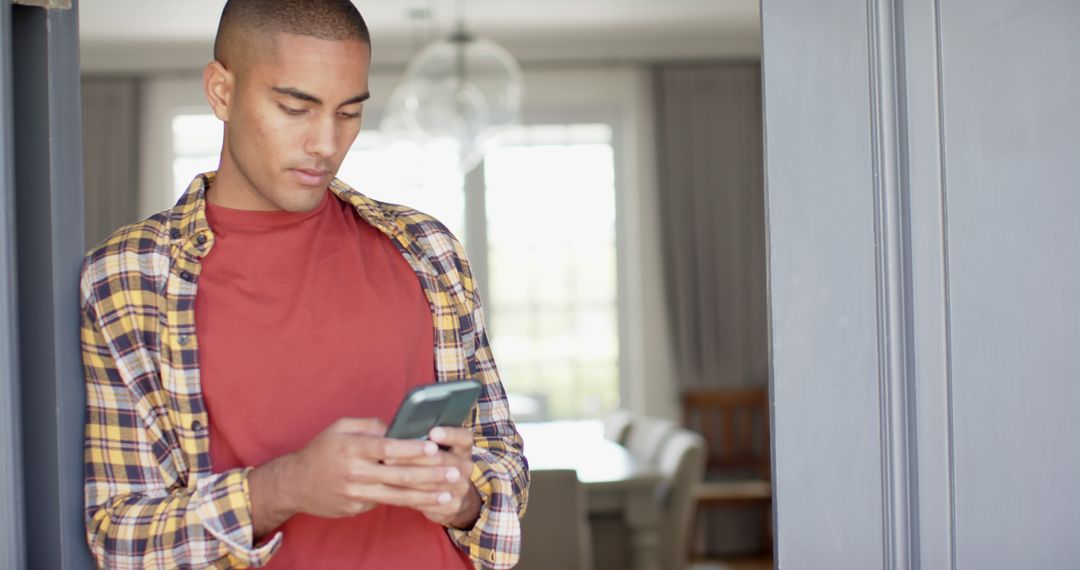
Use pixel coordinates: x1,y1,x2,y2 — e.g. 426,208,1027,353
290,168,330,186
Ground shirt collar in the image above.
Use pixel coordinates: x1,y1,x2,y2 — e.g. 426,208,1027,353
167,172,403,256
167,173,214,256
327,177,402,237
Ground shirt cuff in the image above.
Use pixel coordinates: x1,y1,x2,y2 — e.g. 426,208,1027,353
446,451,522,569
192,468,283,568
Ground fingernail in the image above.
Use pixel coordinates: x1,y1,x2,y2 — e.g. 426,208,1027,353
446,467,460,482
438,492,452,505
431,427,446,440
424,441,438,455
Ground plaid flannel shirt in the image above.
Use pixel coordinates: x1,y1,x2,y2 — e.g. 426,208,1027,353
80,173,529,569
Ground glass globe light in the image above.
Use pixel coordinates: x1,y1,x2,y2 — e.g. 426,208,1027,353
378,83,420,142
395,32,524,172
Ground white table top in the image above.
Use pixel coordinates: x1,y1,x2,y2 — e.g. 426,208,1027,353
518,420,664,570
518,420,660,487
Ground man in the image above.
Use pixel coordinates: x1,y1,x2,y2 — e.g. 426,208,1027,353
79,1,527,568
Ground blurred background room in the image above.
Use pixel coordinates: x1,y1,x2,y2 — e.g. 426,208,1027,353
79,1,770,569
6,1,1077,569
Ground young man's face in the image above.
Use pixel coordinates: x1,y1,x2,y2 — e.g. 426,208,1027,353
208,33,371,212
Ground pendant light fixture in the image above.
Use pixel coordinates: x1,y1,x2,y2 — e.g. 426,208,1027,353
381,0,524,174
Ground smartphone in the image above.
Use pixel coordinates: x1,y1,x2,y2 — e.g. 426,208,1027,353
385,379,482,440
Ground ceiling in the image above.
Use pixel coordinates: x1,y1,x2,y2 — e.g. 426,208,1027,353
79,0,761,73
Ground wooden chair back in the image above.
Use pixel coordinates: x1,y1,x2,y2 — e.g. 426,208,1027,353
681,387,770,480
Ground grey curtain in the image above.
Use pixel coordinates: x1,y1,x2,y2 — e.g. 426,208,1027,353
654,63,768,392
81,77,140,247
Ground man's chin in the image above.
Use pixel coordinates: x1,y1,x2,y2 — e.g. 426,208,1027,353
277,186,326,213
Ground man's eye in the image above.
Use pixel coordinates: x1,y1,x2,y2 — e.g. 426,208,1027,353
279,104,305,116
338,107,363,119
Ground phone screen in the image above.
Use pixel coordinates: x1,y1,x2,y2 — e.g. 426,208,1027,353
385,380,482,440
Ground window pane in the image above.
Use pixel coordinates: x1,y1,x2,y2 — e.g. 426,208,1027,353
171,114,223,199
485,124,619,420
338,134,464,239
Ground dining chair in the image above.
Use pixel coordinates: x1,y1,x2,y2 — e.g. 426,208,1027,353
681,387,772,558
656,429,707,570
517,469,594,570
601,409,634,444
625,416,677,465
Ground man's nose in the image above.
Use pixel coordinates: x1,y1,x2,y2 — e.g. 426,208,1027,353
305,115,337,158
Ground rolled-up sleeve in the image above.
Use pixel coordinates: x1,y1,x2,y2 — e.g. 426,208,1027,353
82,290,282,569
444,243,530,569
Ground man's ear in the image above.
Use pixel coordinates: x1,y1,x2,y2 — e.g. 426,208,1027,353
204,61,234,122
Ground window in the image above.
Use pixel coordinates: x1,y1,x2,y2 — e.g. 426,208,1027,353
336,134,465,238
169,118,619,420
171,114,224,198
483,125,619,419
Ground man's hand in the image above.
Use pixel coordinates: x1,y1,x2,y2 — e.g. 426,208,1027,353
392,426,483,530
247,418,460,538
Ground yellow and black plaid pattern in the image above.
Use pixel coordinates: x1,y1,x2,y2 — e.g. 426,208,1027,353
80,173,529,569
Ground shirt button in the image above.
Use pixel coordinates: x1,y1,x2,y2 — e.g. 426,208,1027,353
177,335,189,345
170,228,181,239
180,270,193,282
191,421,204,433
196,234,207,245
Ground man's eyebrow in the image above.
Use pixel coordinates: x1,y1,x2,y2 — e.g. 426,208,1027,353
340,92,371,106
272,86,321,104
271,86,370,107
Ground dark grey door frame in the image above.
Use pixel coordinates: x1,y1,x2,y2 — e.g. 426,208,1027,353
7,0,90,568
764,0,1080,568
0,1,27,568
762,0,947,567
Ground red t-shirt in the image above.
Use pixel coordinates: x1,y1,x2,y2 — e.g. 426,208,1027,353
196,190,472,569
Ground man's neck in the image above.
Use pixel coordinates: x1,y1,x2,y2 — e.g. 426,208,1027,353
206,165,281,212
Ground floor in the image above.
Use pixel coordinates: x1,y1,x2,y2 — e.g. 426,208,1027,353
695,554,774,570
724,555,773,570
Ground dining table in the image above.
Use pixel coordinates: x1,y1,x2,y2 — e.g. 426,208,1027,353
517,420,663,570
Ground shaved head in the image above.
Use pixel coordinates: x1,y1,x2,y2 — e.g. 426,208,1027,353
203,0,372,213
213,0,370,70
